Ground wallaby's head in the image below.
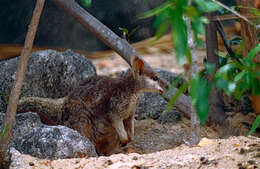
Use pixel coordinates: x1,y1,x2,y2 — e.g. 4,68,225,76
130,55,168,94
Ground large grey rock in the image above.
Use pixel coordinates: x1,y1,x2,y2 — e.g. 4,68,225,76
0,112,43,142
0,112,97,162
12,125,97,159
0,49,96,112
137,69,184,123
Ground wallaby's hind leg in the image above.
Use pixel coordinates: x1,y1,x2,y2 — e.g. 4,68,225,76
112,119,128,144
124,114,134,141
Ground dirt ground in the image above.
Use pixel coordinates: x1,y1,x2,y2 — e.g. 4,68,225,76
9,37,260,168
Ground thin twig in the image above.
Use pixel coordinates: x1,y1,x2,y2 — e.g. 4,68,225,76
209,14,258,21
211,0,258,28
216,19,242,64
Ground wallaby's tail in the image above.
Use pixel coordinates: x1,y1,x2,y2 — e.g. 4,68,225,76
17,97,66,124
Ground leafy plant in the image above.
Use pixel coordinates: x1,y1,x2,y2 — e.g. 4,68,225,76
140,0,221,125
215,44,260,99
141,0,260,133
139,0,221,63
215,44,260,134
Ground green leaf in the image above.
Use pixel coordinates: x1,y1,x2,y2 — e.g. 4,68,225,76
128,26,139,37
234,70,246,82
138,1,172,19
216,51,230,59
163,75,184,96
246,43,260,61
118,27,129,34
248,115,260,135
204,63,216,75
194,0,222,12
252,71,260,78
164,82,189,113
216,78,228,90
0,125,7,141
184,48,192,65
228,82,236,93
252,8,260,17
235,39,245,55
171,5,188,63
215,63,235,79
234,80,247,99
185,5,200,18
191,16,205,35
154,19,170,40
81,0,91,7
190,74,211,125
152,10,169,28
252,78,260,95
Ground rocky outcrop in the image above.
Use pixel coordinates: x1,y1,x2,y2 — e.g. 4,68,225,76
12,125,97,159
0,112,97,163
0,49,96,113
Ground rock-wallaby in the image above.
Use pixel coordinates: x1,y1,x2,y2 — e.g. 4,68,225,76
18,55,168,155
61,55,168,155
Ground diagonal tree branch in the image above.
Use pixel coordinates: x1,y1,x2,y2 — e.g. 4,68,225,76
0,0,45,167
51,0,192,118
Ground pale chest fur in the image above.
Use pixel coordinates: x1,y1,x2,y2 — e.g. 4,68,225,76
125,93,140,117
109,93,140,120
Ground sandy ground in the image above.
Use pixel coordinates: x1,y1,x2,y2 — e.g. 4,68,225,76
10,136,260,169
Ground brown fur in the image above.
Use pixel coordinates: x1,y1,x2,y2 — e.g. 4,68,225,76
60,56,168,155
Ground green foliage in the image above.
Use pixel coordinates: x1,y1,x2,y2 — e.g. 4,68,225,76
81,0,91,7
248,115,260,135
139,0,220,63
0,125,7,141
190,74,212,125
164,81,189,114
119,27,139,40
141,0,259,134
215,44,260,99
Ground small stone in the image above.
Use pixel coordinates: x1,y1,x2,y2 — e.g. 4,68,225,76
200,157,209,164
247,160,255,165
106,159,113,165
239,148,246,154
132,156,138,160
29,162,34,166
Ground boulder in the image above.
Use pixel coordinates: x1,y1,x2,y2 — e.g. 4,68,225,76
0,112,97,162
0,49,96,113
12,125,97,159
0,112,43,142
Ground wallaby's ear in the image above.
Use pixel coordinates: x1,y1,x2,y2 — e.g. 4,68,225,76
130,55,145,77
135,59,145,75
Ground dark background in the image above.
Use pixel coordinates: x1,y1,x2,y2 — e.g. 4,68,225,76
0,0,235,51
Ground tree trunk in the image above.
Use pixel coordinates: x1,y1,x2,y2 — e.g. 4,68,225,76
205,13,227,124
0,0,45,167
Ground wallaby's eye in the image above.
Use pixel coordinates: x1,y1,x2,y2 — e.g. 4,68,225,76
152,76,158,81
